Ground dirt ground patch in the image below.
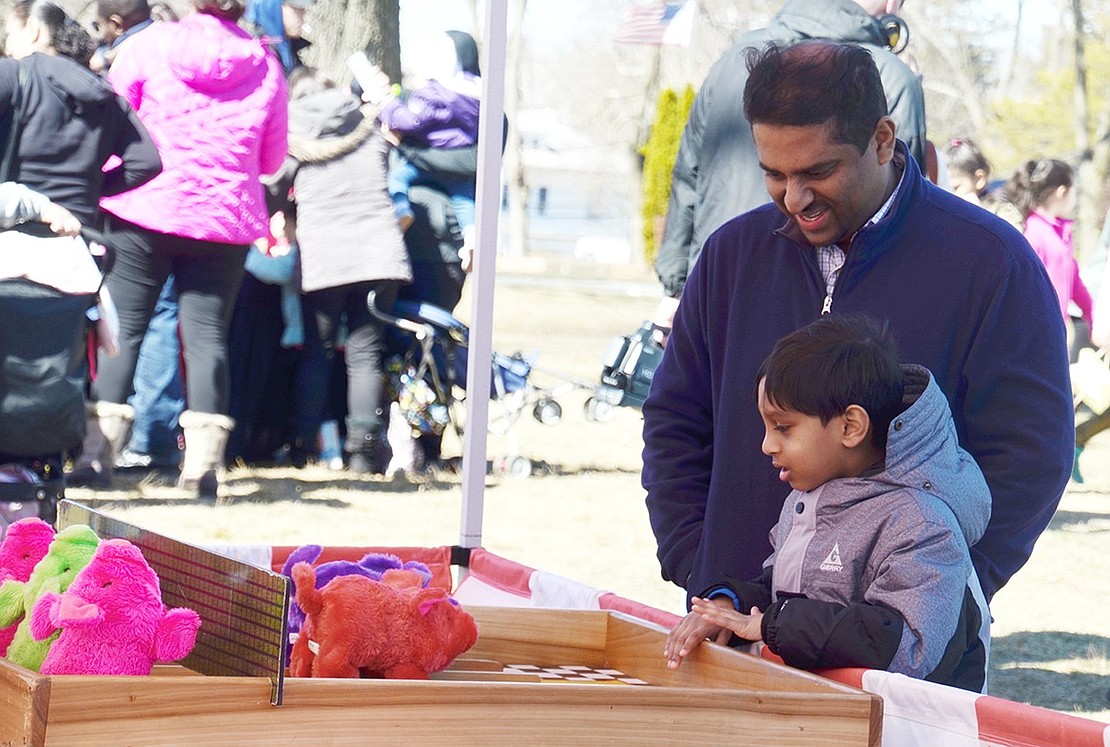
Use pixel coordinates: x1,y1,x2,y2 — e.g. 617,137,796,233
67,273,1110,724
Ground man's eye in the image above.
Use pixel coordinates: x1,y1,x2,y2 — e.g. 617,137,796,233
774,424,789,433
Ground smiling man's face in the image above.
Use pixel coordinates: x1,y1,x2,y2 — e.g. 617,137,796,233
753,117,896,247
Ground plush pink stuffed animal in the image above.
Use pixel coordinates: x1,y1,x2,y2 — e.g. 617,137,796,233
29,539,202,676
289,562,478,679
0,518,55,656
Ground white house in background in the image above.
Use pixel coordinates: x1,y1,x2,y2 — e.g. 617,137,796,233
503,108,639,263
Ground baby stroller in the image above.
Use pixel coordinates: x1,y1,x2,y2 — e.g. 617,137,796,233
0,226,109,529
368,291,575,477
585,320,666,422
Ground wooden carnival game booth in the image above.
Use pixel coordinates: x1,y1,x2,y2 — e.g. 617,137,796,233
0,501,881,747
2,1,1108,743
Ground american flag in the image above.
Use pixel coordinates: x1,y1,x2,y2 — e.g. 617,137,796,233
615,1,694,46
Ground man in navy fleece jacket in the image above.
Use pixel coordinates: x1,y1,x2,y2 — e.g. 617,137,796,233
642,40,1072,641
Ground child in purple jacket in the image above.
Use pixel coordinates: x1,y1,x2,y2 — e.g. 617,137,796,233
379,31,480,268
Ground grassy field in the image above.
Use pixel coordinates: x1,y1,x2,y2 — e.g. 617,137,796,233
68,266,1110,724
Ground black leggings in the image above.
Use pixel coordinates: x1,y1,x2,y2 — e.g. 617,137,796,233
295,280,401,441
91,218,247,415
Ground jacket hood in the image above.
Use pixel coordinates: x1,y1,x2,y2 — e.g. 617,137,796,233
166,13,269,93
287,90,376,164
770,0,891,47
24,53,115,113
289,89,363,139
837,364,991,545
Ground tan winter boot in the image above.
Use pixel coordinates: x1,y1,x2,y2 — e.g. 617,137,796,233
66,401,135,488
178,411,235,502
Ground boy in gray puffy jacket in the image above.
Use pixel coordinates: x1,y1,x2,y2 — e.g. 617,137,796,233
665,313,992,692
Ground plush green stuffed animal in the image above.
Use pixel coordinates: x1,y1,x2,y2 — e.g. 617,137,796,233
0,524,99,671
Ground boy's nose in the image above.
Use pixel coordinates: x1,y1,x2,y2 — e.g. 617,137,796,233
761,431,776,456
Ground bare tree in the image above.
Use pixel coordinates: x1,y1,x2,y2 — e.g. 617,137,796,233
1002,0,1025,97
1071,0,1100,264
303,0,401,84
502,0,529,256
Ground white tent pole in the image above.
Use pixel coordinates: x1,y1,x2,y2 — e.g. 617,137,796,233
459,0,508,550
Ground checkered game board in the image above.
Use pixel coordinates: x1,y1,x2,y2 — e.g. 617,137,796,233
500,664,649,685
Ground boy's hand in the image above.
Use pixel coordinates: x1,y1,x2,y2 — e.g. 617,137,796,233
41,202,80,237
664,596,733,670
691,596,764,642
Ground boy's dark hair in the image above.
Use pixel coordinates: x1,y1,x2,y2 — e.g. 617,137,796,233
757,313,904,449
743,40,888,155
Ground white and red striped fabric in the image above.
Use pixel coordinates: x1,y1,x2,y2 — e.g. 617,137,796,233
235,544,1109,747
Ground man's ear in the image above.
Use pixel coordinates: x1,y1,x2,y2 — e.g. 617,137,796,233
841,405,871,448
873,116,897,165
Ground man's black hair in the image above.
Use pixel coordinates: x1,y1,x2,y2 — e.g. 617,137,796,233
757,313,904,450
743,40,888,154
96,0,150,27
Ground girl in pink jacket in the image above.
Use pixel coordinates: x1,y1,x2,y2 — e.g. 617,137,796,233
77,0,288,499
1004,158,1093,336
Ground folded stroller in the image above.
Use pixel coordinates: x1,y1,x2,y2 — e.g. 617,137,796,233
586,320,665,422
0,227,108,528
368,291,572,477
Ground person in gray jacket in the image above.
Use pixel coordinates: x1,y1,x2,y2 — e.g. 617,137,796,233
666,314,991,692
267,67,412,474
653,0,926,332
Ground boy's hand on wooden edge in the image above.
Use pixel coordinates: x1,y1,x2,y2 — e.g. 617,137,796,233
663,596,734,670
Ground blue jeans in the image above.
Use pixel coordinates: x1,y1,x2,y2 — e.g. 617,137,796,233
387,156,475,230
125,276,184,459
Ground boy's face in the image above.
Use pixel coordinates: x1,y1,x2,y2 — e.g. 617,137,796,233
757,380,856,492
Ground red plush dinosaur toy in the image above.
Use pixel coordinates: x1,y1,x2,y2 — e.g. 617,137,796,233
289,562,478,679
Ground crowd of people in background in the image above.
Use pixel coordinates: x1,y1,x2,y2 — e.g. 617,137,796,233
2,0,1108,506
0,0,476,500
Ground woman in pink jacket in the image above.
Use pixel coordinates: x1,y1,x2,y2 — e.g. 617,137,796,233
75,0,288,499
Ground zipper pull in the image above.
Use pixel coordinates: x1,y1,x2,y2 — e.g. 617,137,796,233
821,294,832,314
